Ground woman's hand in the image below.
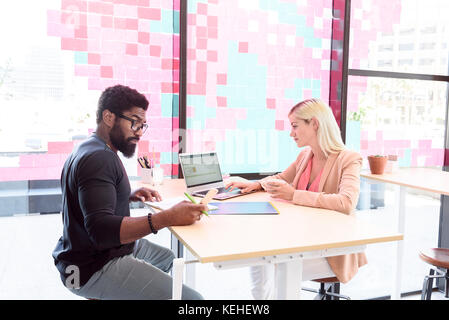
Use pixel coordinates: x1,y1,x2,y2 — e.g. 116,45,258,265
266,182,295,201
225,181,262,194
129,187,162,202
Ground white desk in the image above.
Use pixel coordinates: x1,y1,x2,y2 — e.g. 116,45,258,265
361,167,449,299
141,179,403,300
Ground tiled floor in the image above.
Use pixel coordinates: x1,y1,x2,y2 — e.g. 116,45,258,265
0,192,447,300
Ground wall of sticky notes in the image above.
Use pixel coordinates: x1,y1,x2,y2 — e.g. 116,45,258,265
185,0,334,174
1,0,428,183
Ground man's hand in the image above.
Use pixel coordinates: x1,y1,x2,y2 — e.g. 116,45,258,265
120,199,207,244
151,201,208,230
129,187,162,203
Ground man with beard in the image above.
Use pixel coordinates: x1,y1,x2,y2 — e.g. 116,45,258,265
52,85,205,300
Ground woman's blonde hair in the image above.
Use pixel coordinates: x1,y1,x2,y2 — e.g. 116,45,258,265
288,98,346,157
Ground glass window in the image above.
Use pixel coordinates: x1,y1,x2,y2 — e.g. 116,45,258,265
349,0,449,75
346,76,446,167
345,0,449,299
398,43,414,51
344,75,447,298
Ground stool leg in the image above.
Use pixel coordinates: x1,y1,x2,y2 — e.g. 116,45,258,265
325,283,333,300
318,283,326,300
421,276,429,300
426,269,435,300
332,282,341,301
445,270,448,298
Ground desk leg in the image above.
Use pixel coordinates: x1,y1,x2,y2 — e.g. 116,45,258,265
274,259,303,300
171,234,184,258
391,185,406,300
172,258,185,300
185,250,196,289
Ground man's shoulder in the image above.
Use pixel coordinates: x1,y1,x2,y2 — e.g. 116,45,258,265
77,135,105,151
73,136,116,168
76,136,112,157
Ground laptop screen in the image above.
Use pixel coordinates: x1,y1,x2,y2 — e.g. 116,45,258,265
179,153,223,188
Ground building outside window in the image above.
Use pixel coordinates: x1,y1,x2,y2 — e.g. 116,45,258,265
344,0,449,298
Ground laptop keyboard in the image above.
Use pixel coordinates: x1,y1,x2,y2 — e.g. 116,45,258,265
196,187,240,195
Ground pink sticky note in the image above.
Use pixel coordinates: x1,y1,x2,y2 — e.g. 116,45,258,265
126,43,138,55
207,15,218,27
138,32,150,44
173,38,180,58
217,73,227,85
88,1,113,15
150,45,161,57
173,0,180,10
138,7,161,20
266,98,276,109
100,66,113,78
196,26,207,38
207,50,217,62
188,14,196,25
208,27,218,39
275,120,284,131
239,42,248,53
197,2,208,15
88,53,101,64
126,18,138,30
48,141,75,154
61,38,87,51
217,96,227,107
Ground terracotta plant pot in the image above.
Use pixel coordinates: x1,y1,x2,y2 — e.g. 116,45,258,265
368,155,388,174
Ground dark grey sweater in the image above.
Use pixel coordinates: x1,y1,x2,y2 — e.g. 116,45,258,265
52,134,134,287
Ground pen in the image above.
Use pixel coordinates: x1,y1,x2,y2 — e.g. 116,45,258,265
152,146,156,168
138,158,146,168
143,156,150,168
147,204,157,214
184,192,209,217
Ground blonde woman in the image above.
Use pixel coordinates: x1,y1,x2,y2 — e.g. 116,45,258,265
226,98,367,299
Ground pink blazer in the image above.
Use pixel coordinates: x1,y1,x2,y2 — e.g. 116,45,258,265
261,147,367,283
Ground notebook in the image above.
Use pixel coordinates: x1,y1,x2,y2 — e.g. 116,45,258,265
178,152,256,200
207,202,279,215
144,196,217,211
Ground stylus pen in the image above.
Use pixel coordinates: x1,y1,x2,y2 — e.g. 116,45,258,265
184,192,209,217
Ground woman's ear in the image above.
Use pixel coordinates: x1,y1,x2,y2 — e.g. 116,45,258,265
311,117,319,131
102,109,115,128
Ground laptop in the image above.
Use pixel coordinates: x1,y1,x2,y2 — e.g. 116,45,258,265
178,152,252,200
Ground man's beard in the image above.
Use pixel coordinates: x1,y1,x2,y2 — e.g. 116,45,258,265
109,122,138,158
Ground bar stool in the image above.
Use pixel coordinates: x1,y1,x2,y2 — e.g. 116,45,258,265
302,277,350,300
419,248,449,300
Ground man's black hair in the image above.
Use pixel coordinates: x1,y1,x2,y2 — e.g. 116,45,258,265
96,85,149,124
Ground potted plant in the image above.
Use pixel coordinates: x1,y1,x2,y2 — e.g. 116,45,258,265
367,155,388,174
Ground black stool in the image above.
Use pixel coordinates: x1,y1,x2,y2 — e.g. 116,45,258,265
302,277,350,300
419,248,449,300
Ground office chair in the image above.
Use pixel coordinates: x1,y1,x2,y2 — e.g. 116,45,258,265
302,277,350,300
419,248,449,300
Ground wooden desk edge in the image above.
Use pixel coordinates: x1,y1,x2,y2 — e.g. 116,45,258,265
361,172,449,196
169,228,403,264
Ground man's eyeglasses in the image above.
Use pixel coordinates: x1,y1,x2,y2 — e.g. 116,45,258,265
117,114,148,134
